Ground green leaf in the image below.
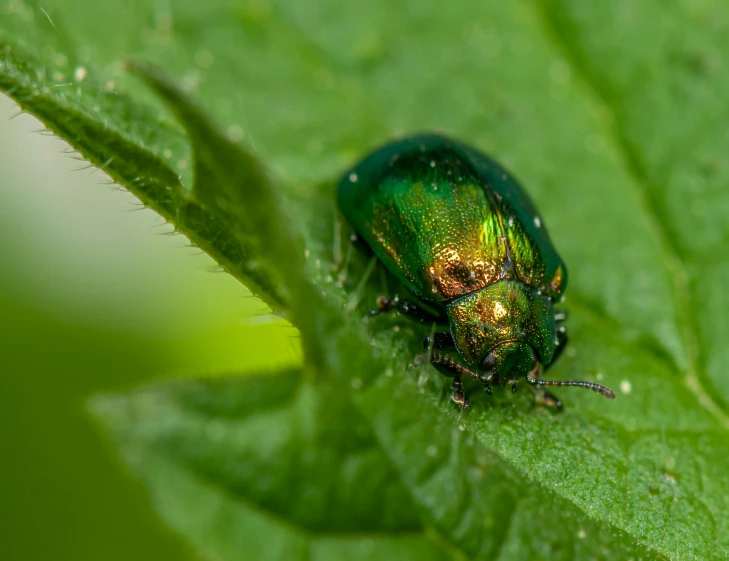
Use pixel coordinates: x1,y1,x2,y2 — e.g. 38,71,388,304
91,371,454,561
125,61,307,312
92,372,654,561
4,0,729,559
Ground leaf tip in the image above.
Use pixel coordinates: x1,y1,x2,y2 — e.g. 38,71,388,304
87,392,131,433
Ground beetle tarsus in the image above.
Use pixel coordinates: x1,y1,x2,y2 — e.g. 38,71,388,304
415,352,481,408
541,389,563,411
527,382,564,411
451,376,469,410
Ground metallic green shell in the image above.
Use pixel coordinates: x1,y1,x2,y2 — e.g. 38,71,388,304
446,281,555,367
337,134,567,303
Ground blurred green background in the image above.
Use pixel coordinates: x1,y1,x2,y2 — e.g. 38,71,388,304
0,93,301,561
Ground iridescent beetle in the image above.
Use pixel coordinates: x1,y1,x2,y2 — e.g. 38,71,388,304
337,134,615,409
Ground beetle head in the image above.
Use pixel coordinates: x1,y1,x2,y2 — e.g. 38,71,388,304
480,340,536,382
446,280,555,381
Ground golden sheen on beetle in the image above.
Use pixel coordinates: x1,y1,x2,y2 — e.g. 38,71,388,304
337,134,615,410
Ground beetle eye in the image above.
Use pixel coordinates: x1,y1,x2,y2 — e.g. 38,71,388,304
482,353,497,371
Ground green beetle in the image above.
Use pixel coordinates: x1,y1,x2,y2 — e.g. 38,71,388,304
338,134,615,409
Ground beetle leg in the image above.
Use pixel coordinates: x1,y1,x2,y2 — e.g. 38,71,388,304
527,361,567,412
541,389,563,410
422,331,455,351
528,384,564,411
480,370,495,395
369,296,445,323
414,352,483,409
423,353,481,381
451,376,469,410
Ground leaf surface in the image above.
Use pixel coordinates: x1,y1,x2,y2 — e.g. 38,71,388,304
4,0,729,558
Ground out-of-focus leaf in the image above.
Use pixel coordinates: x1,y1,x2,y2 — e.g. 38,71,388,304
91,371,454,561
93,371,657,561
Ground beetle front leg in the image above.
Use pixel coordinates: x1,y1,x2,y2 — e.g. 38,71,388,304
450,375,469,409
539,312,567,407
413,351,483,409
527,384,564,410
541,388,564,410
370,296,445,323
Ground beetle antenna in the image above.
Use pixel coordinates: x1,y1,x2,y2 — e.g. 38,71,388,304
527,376,615,399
